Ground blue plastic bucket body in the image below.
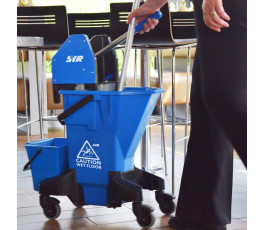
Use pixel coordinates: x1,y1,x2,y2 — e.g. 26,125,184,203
24,138,69,191
60,87,164,205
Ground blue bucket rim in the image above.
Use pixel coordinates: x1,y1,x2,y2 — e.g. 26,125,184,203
59,87,165,95
24,138,67,147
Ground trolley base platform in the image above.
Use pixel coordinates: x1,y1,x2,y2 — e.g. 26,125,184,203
38,167,175,228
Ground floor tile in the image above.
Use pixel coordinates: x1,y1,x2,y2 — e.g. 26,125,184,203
17,194,39,208
227,219,247,230
240,218,247,223
233,160,247,188
232,184,247,193
58,206,132,220
18,206,44,217
87,212,137,225
18,218,95,230
232,192,247,219
66,220,143,230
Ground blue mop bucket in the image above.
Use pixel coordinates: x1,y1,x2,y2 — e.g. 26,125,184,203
60,87,164,205
24,138,69,191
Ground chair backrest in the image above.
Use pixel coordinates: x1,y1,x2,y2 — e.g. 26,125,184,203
170,12,196,39
17,6,69,48
68,13,111,39
110,2,175,46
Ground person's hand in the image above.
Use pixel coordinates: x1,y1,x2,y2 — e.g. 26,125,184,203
202,0,230,32
127,3,159,34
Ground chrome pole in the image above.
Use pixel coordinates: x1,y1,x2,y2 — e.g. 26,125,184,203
140,49,150,171
134,49,138,86
41,50,46,136
64,126,67,138
34,50,44,139
117,0,141,91
157,50,168,176
20,50,30,142
171,47,176,194
184,47,191,157
157,50,163,158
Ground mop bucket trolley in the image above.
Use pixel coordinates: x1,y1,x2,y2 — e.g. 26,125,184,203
25,10,176,229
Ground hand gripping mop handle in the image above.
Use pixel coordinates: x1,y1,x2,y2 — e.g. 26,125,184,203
94,11,162,58
134,11,162,33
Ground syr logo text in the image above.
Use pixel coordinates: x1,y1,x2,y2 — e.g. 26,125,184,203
66,55,84,62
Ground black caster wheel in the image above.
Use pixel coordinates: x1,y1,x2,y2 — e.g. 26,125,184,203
155,191,176,215
136,212,155,229
40,195,61,220
133,203,155,229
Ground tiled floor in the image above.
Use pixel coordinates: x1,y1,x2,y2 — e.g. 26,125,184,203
17,124,247,230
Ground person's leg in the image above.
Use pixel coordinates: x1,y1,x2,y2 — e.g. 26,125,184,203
170,0,247,227
173,53,234,228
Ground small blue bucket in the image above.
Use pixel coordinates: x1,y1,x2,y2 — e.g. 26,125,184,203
24,138,69,191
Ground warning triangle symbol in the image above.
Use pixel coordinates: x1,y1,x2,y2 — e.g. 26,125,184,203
77,140,100,160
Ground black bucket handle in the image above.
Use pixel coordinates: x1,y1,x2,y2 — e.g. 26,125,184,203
23,148,42,171
57,94,94,125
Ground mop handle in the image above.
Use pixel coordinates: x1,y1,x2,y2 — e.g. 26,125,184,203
117,7,163,91
94,11,162,58
116,0,141,91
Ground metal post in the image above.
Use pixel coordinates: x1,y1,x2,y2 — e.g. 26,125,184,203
134,49,138,86
157,50,163,158
157,50,168,176
171,47,176,194
40,51,44,134
140,50,149,87
20,50,30,142
140,49,150,171
34,50,44,139
184,47,191,157
64,126,67,138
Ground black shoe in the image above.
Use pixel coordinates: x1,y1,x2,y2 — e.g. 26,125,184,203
168,216,227,230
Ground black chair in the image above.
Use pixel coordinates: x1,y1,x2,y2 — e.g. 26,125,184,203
110,2,197,189
17,5,69,48
171,11,196,39
110,3,173,47
17,6,69,139
67,13,117,89
68,13,110,38
110,3,196,47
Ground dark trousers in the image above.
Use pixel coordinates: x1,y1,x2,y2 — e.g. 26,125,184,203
175,0,247,226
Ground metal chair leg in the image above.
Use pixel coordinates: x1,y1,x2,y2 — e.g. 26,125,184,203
171,47,177,195
34,50,44,139
64,126,67,138
20,50,30,142
157,49,168,176
158,50,163,158
184,47,191,158
134,49,138,86
156,50,163,159
41,50,46,135
140,49,150,172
